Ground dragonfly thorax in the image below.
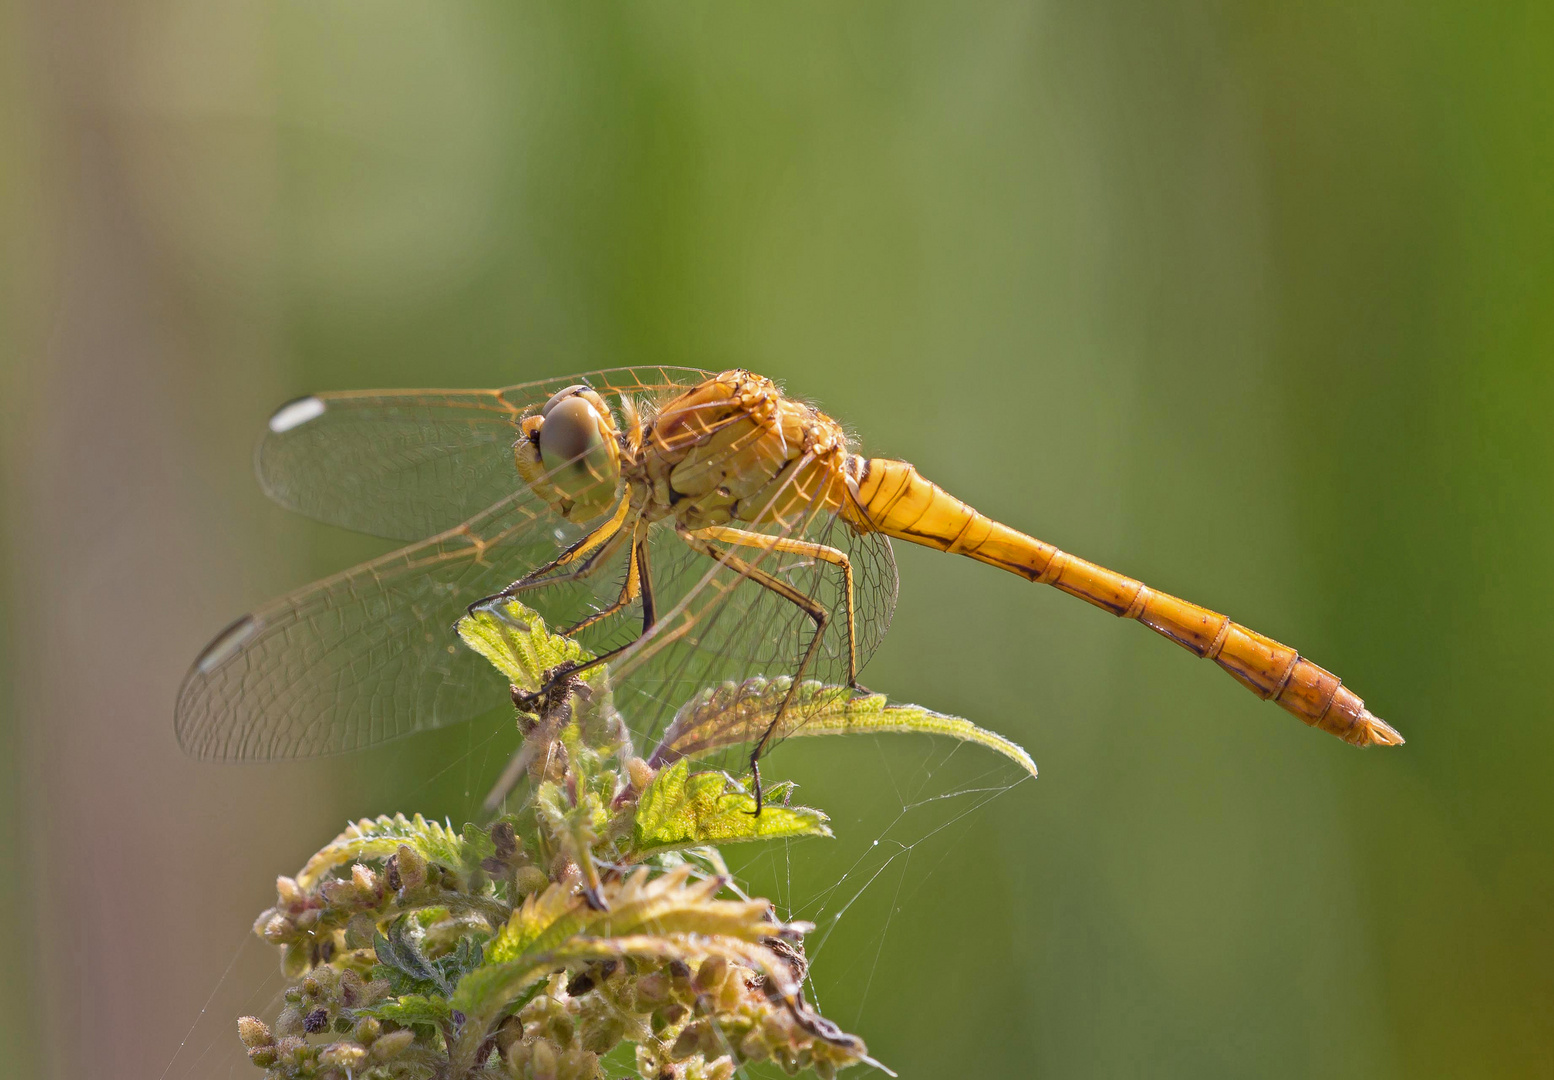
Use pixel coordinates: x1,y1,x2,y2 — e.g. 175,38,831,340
636,369,855,532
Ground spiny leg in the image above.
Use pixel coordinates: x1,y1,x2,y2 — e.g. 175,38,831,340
566,521,650,636
473,519,630,629
481,527,658,816
472,520,626,818
688,524,860,687
636,531,657,633
532,529,660,700
467,494,634,614
679,529,831,815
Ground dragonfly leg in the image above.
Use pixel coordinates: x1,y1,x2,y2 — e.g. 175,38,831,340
679,529,832,815
466,495,634,615
687,525,860,686
526,534,662,699
532,629,655,700
465,523,630,637
637,531,657,633
565,523,656,636
483,540,651,819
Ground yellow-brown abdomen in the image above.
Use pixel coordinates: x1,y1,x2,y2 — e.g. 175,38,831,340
845,457,1402,748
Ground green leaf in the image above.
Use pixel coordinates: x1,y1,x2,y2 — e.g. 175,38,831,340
296,813,472,889
456,599,594,692
484,880,586,965
587,864,777,941
373,920,444,996
373,918,485,998
650,678,1037,779
352,993,452,1028
452,866,781,1018
632,759,831,856
439,935,487,987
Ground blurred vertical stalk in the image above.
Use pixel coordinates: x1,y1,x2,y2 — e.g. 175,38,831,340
0,0,66,1070
0,0,46,1072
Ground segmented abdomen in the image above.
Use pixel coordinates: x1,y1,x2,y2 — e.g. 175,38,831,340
845,456,1402,748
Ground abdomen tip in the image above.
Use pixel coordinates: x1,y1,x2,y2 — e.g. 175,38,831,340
1358,709,1406,747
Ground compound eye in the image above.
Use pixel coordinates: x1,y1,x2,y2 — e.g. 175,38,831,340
539,395,604,470
538,395,620,519
540,384,590,418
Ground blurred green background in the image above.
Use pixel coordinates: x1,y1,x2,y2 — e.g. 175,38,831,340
3,2,1552,1077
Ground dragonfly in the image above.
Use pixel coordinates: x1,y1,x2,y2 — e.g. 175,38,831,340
177,367,1402,805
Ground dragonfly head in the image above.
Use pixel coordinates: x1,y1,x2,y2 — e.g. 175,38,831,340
515,385,623,521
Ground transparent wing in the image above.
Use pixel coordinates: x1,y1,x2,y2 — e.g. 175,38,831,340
638,515,897,772
525,489,899,771
174,488,585,761
257,367,711,541
184,366,900,766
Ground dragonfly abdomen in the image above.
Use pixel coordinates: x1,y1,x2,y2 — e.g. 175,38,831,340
848,457,1403,749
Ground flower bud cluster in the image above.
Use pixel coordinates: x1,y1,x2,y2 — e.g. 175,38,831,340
633,954,867,1079
243,822,872,1079
489,962,641,1079
236,964,420,1078
236,678,875,1079
254,845,426,978
254,835,520,981
480,943,866,1080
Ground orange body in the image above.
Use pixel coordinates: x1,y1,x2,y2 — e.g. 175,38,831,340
179,364,1401,768
520,368,1400,750
844,457,1402,748
639,372,853,532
